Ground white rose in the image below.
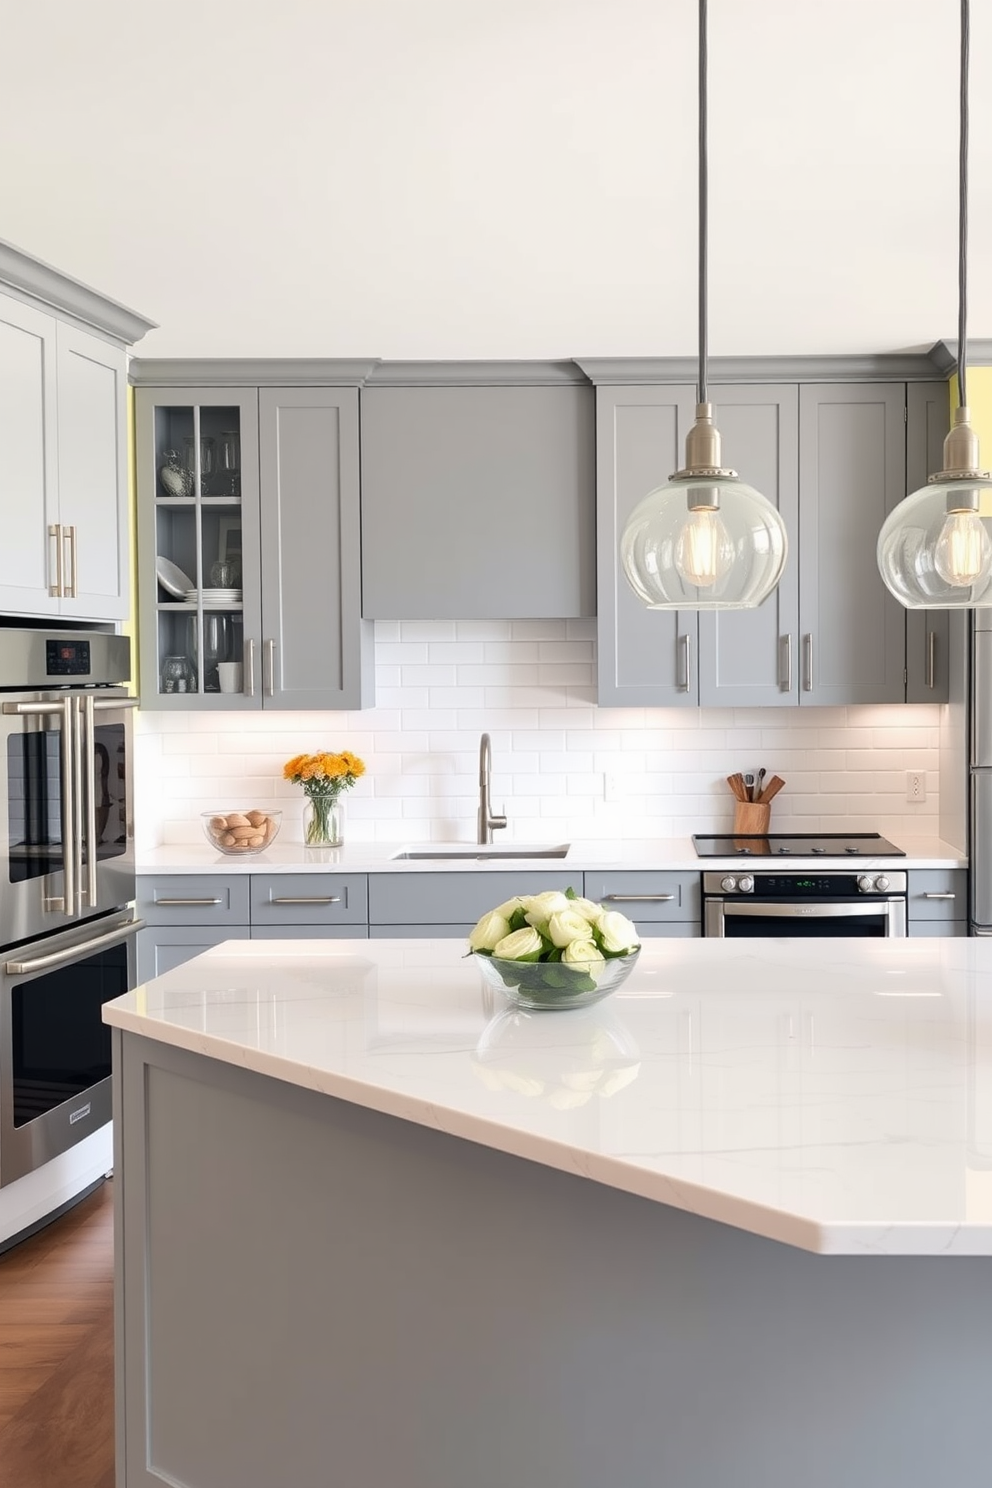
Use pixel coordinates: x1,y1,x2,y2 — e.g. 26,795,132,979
493,896,525,920
561,938,605,968
522,890,571,933
567,896,606,923
596,910,640,955
468,910,511,952
547,908,596,948
493,926,544,962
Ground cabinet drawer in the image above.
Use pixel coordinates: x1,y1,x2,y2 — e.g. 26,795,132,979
138,875,250,927
249,873,368,926
137,926,250,981
369,924,476,939
368,872,576,928
249,926,368,940
908,870,968,921
909,921,967,938
583,872,701,923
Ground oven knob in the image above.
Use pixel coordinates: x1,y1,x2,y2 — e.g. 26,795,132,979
875,874,890,893
738,875,755,894
720,875,738,893
857,875,875,893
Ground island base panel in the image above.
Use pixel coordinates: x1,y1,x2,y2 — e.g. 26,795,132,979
114,1032,992,1488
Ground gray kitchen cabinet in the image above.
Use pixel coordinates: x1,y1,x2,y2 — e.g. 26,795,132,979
361,384,596,620
599,380,914,708
583,871,702,937
368,871,576,935
797,384,907,705
137,926,251,982
137,386,371,709
907,869,967,936
0,295,130,622
596,385,697,706
905,382,951,704
249,873,368,929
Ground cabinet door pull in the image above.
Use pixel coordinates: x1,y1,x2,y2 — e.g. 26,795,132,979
244,639,256,698
603,893,675,902
779,634,793,692
63,525,77,599
49,524,64,597
269,895,342,906
922,892,956,900
803,633,814,692
926,629,937,690
264,639,276,698
678,634,691,692
154,897,224,907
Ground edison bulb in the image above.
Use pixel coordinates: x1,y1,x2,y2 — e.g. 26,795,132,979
673,508,735,588
933,509,992,587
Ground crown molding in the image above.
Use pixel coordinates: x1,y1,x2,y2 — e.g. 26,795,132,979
574,352,950,385
364,360,590,386
128,358,381,387
929,340,992,377
0,237,156,345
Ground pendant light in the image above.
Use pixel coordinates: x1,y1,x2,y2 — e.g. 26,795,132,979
620,0,788,611
877,0,992,608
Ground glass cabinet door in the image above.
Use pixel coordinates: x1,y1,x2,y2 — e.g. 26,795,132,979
136,390,260,707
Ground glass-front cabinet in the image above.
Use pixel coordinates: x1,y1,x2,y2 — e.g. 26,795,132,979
136,390,261,708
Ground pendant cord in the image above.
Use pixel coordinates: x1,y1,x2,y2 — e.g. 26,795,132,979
958,0,969,408
697,0,708,406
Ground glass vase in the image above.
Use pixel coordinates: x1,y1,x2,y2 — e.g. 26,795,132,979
303,793,344,847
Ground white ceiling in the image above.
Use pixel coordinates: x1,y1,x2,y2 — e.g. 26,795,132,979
4,0,989,360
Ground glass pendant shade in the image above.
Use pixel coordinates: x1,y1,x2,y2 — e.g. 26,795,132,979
877,477,992,607
621,472,788,610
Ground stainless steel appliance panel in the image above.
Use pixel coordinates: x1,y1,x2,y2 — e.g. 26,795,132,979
972,628,992,768
970,769,992,932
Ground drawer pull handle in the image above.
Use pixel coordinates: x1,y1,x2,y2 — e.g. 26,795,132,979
154,897,224,907
603,893,675,902
270,896,342,906
922,892,956,900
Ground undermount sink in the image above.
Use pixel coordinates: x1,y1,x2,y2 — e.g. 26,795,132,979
391,843,571,861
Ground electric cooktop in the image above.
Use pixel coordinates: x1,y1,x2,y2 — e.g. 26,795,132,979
692,832,906,858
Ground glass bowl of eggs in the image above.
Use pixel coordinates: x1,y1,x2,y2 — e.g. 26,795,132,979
201,809,282,855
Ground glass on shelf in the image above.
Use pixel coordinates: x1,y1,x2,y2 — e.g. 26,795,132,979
187,613,234,692
183,435,216,494
161,656,196,694
158,449,193,499
218,430,241,496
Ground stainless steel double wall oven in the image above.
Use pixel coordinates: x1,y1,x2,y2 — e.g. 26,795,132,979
0,629,139,1187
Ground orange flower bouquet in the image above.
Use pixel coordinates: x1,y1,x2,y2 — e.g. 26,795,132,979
283,751,365,846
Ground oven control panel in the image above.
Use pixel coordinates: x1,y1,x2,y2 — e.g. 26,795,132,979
704,872,908,897
46,638,92,676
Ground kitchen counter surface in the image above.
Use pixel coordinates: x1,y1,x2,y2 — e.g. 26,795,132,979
105,934,992,1255
136,833,967,875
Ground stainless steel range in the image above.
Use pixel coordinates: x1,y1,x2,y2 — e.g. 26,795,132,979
695,833,908,937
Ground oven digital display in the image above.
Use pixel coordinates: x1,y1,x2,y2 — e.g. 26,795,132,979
45,639,91,676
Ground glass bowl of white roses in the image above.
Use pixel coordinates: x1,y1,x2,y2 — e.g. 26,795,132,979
468,887,641,1011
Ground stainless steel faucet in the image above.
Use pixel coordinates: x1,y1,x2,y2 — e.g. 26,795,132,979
478,733,508,844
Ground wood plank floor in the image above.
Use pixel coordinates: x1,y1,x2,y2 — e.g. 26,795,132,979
0,1178,114,1488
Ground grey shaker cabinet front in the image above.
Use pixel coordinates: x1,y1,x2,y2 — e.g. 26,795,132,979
360,384,596,621
905,382,951,704
797,384,908,705
0,295,59,618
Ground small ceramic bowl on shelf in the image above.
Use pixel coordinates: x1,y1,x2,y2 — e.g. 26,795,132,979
472,948,640,1012
201,809,282,855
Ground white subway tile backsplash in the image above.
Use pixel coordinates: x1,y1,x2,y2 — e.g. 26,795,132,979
135,622,946,845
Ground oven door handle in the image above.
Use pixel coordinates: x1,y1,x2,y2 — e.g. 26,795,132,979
93,696,140,712
4,917,146,977
82,695,98,908
721,900,896,919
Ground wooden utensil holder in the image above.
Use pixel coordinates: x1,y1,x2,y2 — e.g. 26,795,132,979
733,801,771,836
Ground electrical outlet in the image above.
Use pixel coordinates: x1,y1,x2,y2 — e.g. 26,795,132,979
604,772,620,802
906,770,927,803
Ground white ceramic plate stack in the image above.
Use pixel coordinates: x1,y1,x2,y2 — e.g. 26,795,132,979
184,588,243,605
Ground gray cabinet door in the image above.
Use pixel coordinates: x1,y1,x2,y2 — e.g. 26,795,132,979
137,925,251,982
259,387,372,709
54,324,129,622
596,385,699,705
697,385,800,706
798,384,908,705
905,382,951,703
361,384,596,621
0,294,59,617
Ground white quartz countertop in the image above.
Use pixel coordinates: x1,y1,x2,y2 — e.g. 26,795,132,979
105,935,992,1256
135,835,967,875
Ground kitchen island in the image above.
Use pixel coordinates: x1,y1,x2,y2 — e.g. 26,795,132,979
106,937,992,1488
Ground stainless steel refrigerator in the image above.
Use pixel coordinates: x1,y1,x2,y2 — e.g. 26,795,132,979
972,613,992,933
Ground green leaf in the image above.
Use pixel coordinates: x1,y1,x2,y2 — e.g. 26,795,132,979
565,885,577,901
508,908,528,932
